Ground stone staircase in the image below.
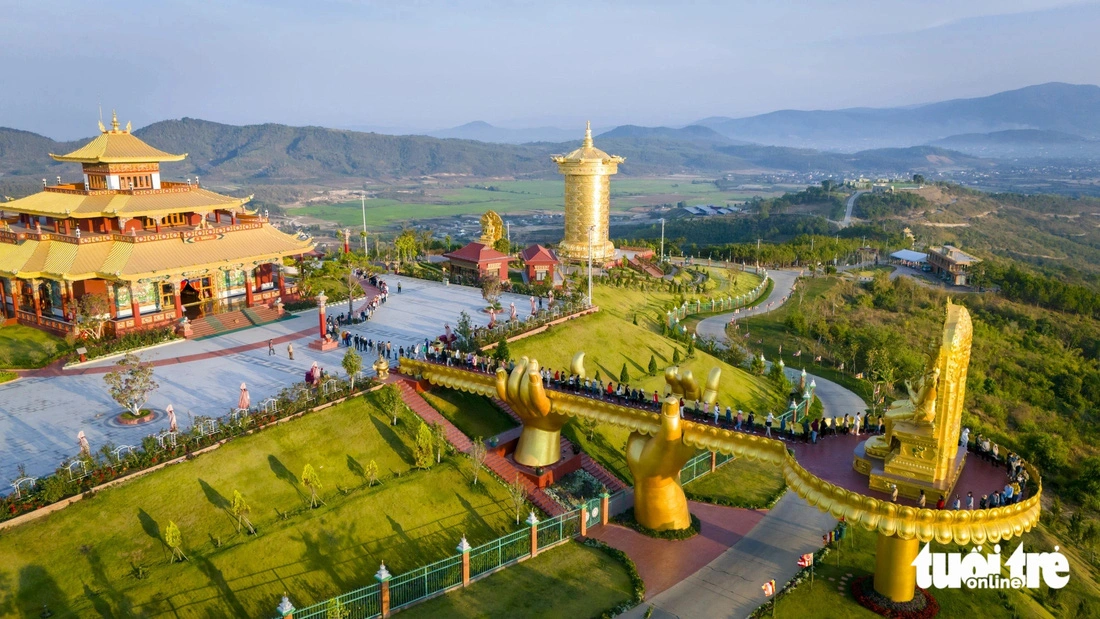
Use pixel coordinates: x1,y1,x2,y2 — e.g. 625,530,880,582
188,305,286,339
395,380,566,516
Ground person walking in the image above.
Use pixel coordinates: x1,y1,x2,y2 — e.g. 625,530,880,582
287,342,294,360
765,412,775,437
810,418,819,444
890,484,899,503
966,491,975,510
853,412,862,436
712,403,720,425
918,489,926,509
936,495,946,510
268,339,275,356
736,410,744,431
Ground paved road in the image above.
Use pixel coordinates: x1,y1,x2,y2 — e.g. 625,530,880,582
622,493,836,619
0,276,530,482
841,190,866,228
695,269,801,343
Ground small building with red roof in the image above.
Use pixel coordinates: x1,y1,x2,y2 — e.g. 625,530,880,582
443,242,510,283
519,244,561,287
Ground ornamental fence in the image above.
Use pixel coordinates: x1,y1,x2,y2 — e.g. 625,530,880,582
473,299,593,348
282,449,738,619
666,269,769,330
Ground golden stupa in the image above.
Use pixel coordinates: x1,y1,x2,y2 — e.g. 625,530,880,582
552,122,623,263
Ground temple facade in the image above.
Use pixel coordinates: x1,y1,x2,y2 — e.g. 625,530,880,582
0,113,313,336
552,122,623,264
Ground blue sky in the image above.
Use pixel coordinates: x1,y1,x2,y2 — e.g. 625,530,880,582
2,0,1098,139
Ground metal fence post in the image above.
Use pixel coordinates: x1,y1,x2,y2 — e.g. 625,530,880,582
526,512,540,557
376,563,392,618
276,595,295,619
458,537,471,587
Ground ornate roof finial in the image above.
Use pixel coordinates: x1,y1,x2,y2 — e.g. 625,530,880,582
125,121,132,133
111,110,119,132
583,120,593,148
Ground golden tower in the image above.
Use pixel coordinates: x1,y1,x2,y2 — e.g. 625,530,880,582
552,122,624,263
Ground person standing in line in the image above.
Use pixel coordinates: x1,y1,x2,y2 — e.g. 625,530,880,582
853,412,861,436
936,495,946,510
765,412,775,437
966,491,975,510
890,484,899,503
952,494,962,510
268,339,275,356
287,342,294,360
712,403,720,425
918,489,926,509
810,417,819,444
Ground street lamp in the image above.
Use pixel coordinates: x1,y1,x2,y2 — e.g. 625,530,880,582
360,195,368,253
587,225,595,306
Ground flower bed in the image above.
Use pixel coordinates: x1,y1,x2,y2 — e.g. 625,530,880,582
79,327,180,361
544,470,606,510
612,507,701,541
0,376,378,525
851,575,940,618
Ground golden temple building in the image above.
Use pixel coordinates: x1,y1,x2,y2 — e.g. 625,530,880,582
0,113,313,336
552,122,623,264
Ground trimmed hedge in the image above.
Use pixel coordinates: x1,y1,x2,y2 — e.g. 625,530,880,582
582,538,646,617
612,507,701,541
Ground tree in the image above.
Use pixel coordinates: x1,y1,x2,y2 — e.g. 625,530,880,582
687,337,695,357
432,422,448,464
74,292,111,340
481,277,503,307
579,417,600,442
414,422,434,469
619,363,629,384
470,437,488,485
394,229,417,266
164,520,186,562
492,336,510,365
912,174,925,186
302,463,323,508
231,490,255,534
378,383,403,425
103,353,159,416
327,598,350,619
342,348,362,390
750,354,766,376
455,311,476,353
647,355,658,376
444,234,452,252
507,474,528,524
493,237,511,254
672,348,682,365
366,459,379,487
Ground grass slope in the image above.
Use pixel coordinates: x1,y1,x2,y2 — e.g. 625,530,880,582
684,457,787,509
0,391,519,618
396,541,632,619
420,388,518,439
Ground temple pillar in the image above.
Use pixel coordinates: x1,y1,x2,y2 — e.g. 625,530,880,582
63,219,71,235
129,283,142,328
231,211,237,225
873,533,919,603
60,280,71,321
30,279,42,324
277,267,287,298
53,220,60,234
106,283,118,320
173,283,183,319
0,278,8,319
244,269,255,308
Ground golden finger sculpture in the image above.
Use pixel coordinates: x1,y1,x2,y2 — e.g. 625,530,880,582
495,357,568,467
664,366,721,408
626,393,699,531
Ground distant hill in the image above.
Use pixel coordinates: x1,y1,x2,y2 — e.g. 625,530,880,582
696,82,1100,151
596,124,742,144
427,121,578,144
929,129,1100,160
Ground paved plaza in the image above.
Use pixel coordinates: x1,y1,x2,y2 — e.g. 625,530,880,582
0,276,530,483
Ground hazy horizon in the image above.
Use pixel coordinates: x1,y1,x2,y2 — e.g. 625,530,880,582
3,0,1100,140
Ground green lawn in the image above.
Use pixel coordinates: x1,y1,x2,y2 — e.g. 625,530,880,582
0,324,70,369
510,307,783,484
774,525,1099,618
396,541,633,619
420,388,519,440
594,272,763,335
684,457,787,509
0,391,520,618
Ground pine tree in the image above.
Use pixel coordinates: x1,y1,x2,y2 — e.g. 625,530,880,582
492,336,510,365
415,422,434,469
632,314,638,326
673,348,682,365
647,355,658,376
750,354,766,376
619,363,629,383
687,338,695,357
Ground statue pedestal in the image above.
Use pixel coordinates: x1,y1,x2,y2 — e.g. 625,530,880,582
855,438,967,501
309,338,338,351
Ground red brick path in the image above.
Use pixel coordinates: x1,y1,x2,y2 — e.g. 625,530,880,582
589,501,766,597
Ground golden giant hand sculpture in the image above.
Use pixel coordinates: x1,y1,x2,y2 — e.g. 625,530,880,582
495,357,568,467
627,366,720,531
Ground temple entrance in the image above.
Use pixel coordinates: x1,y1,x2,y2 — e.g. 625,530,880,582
180,277,216,320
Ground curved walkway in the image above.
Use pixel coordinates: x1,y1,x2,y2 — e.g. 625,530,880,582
695,269,800,343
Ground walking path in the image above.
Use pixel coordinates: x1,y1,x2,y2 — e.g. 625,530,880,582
695,269,800,343
841,190,866,228
0,276,531,483
621,493,835,619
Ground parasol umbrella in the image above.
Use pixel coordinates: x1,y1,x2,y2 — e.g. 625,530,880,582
166,404,178,432
238,382,251,410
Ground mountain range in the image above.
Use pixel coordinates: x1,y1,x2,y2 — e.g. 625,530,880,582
2,82,1099,199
